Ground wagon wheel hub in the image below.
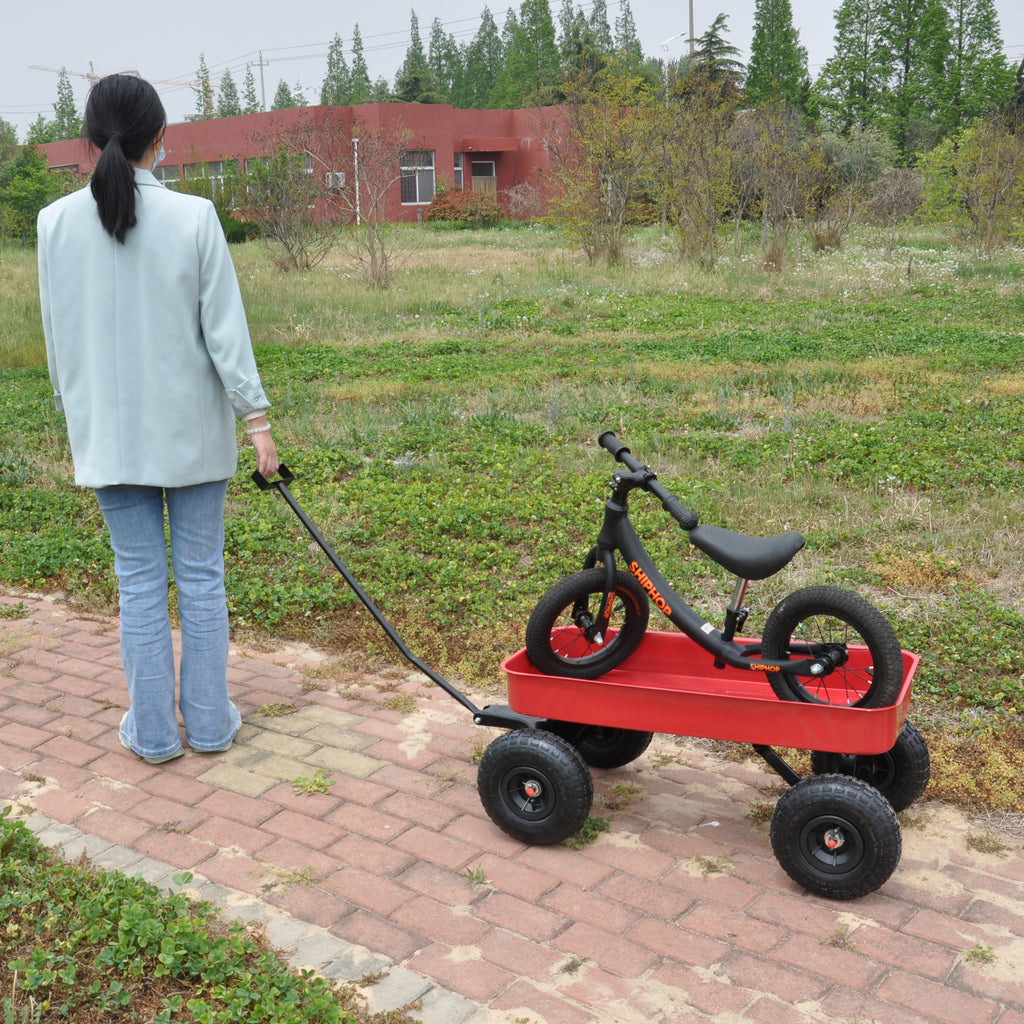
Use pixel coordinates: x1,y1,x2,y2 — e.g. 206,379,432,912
824,827,847,851
522,779,544,800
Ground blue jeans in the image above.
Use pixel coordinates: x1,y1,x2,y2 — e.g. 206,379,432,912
95,480,241,759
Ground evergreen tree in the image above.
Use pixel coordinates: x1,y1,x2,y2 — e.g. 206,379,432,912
587,0,614,53
614,0,643,62
938,0,1015,136
492,0,561,107
242,64,261,113
192,54,215,120
321,34,352,105
878,0,950,157
428,17,462,102
350,25,373,104
459,7,504,107
815,0,890,132
272,80,295,110
744,0,809,107
217,69,242,118
53,68,80,140
685,14,745,98
394,10,442,102
26,114,57,145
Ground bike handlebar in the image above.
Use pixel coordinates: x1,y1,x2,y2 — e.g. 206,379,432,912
598,431,699,531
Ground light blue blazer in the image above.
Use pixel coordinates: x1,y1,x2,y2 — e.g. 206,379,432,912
38,168,270,488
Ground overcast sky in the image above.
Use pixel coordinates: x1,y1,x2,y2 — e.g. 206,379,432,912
3,0,1023,138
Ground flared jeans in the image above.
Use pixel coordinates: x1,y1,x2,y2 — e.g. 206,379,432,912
95,480,241,760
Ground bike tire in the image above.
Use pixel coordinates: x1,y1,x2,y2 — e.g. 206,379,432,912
770,774,902,900
525,568,650,679
810,720,930,813
761,586,904,709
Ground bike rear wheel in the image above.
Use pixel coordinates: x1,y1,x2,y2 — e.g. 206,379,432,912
525,568,650,678
761,586,904,709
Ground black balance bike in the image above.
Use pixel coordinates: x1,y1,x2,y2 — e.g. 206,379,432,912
525,430,904,711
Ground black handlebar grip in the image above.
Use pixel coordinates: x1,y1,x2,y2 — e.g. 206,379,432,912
662,495,699,531
598,430,630,461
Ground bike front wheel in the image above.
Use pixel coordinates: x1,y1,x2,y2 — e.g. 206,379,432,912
525,568,650,678
761,586,904,709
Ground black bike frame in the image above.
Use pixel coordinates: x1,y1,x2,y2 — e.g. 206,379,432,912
583,481,833,680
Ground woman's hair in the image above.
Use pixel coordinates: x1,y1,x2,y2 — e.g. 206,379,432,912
85,74,166,243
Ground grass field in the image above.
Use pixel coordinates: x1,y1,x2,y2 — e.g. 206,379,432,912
2,223,1024,813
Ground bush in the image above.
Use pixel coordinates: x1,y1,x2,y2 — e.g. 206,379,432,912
425,184,508,228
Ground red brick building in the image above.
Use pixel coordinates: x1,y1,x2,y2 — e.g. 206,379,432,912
38,103,564,222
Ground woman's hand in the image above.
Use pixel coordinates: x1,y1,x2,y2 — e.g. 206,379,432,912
246,416,279,478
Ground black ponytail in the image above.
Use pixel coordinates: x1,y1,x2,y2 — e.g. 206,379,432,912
85,74,166,244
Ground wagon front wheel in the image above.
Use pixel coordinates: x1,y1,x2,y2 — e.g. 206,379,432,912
477,730,593,845
770,775,902,900
811,720,930,812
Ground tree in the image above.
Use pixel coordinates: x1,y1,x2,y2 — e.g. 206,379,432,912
815,0,890,132
240,119,343,271
428,18,462,102
0,145,69,245
655,65,739,267
242,65,261,114
492,0,561,107
688,14,746,99
614,0,645,74
192,54,215,120
394,10,442,103
919,114,1024,249
877,0,951,158
53,68,80,140
343,118,420,286
272,80,295,110
350,25,373,104
458,7,504,107
744,0,810,108
937,0,1015,138
217,69,242,118
544,58,660,264
0,118,18,161
321,34,352,105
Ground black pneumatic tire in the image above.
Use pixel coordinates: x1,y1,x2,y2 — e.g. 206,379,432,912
525,568,650,679
810,720,931,813
477,730,594,845
770,774,902,900
575,727,654,769
761,586,904,709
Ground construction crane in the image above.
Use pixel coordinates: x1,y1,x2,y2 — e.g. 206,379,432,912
30,64,199,87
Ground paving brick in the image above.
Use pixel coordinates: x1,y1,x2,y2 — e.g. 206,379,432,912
717,950,831,1005
874,969,1002,1024
541,883,641,935
772,932,888,990
392,895,490,947
472,890,566,942
551,921,661,979
627,917,731,968
389,825,480,871
406,943,514,1003
490,980,602,1024
261,807,345,849
322,865,414,917
335,909,426,963
649,960,754,1017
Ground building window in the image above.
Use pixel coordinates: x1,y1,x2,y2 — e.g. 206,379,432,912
400,149,435,205
183,160,235,191
453,153,464,189
154,164,179,185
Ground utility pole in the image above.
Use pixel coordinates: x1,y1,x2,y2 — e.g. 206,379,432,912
254,50,269,111
689,0,695,55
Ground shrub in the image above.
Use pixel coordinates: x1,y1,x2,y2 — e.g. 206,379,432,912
425,184,508,228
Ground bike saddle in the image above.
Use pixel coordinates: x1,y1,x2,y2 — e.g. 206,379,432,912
689,525,806,580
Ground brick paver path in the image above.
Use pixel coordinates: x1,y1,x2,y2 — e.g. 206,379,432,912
2,592,1023,1024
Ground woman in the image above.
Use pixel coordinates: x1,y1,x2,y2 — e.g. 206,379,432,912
38,73,278,765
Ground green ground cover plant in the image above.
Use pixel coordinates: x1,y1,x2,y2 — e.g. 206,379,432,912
3,223,1024,812
0,808,363,1024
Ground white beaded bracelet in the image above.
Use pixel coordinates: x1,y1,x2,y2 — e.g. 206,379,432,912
246,424,271,435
